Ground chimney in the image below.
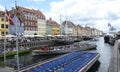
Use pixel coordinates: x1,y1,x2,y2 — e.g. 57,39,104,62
12,7,14,10
11,7,15,13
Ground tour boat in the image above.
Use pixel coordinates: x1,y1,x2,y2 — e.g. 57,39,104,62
31,43,97,55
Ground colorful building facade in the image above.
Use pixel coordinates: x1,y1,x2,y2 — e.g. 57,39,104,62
16,6,46,35
0,11,9,36
72,24,77,36
37,18,46,36
76,25,82,36
62,21,73,36
46,20,52,35
47,18,60,35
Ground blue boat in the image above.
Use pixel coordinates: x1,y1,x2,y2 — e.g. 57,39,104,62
20,52,100,72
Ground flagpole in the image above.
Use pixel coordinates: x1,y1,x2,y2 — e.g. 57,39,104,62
15,1,20,71
16,18,20,71
4,7,7,67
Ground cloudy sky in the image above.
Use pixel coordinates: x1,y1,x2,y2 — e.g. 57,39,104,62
0,0,120,33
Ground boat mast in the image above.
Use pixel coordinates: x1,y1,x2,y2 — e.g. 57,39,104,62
60,13,62,35
65,11,67,37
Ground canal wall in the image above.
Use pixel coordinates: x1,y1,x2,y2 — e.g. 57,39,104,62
108,40,120,72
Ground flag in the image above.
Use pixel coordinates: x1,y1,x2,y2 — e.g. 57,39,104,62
12,13,20,26
5,9,9,22
15,6,23,26
5,9,14,25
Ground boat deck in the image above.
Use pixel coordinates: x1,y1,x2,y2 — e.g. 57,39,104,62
20,52,100,72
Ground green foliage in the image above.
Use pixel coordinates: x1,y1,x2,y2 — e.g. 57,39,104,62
0,49,30,58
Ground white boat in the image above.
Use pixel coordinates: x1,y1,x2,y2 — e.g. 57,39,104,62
31,42,97,55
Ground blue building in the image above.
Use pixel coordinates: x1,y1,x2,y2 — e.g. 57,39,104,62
9,14,24,36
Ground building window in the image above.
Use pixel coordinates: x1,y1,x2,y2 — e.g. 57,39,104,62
1,18,4,21
1,24,4,28
1,32,4,36
6,25,8,28
25,21,27,25
6,32,8,34
27,22,29,25
29,27,30,30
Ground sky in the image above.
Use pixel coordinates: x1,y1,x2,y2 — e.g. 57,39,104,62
0,0,120,33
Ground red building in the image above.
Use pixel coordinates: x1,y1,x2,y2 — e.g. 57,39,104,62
17,6,46,35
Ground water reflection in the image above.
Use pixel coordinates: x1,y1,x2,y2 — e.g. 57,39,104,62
87,60,101,72
96,37,113,72
0,53,61,69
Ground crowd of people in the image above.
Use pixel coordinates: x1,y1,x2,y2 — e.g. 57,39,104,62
0,45,26,54
0,36,50,54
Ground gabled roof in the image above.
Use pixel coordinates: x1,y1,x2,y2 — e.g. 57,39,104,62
18,6,46,20
0,11,4,17
62,21,74,27
46,18,58,26
77,24,83,29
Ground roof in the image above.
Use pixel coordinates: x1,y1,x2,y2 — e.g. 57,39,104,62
18,6,46,20
62,21,74,27
46,18,58,26
0,11,5,17
77,24,83,29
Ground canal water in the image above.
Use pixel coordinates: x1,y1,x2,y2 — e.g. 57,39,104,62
87,37,113,72
96,37,113,72
0,37,114,72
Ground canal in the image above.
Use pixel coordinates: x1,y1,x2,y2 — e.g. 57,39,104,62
96,37,113,72
87,37,113,72
0,37,114,72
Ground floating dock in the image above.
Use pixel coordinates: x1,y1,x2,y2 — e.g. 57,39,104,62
20,52,100,72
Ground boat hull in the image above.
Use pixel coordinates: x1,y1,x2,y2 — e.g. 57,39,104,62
32,49,77,55
54,40,74,45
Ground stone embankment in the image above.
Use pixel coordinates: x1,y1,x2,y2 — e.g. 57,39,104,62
108,40,120,72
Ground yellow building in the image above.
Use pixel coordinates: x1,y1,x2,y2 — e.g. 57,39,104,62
72,25,76,36
0,11,9,37
48,18,60,35
77,25,82,36
52,24,60,35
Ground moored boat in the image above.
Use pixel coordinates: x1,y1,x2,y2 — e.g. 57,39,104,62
54,39,74,45
20,52,100,72
31,42,97,55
